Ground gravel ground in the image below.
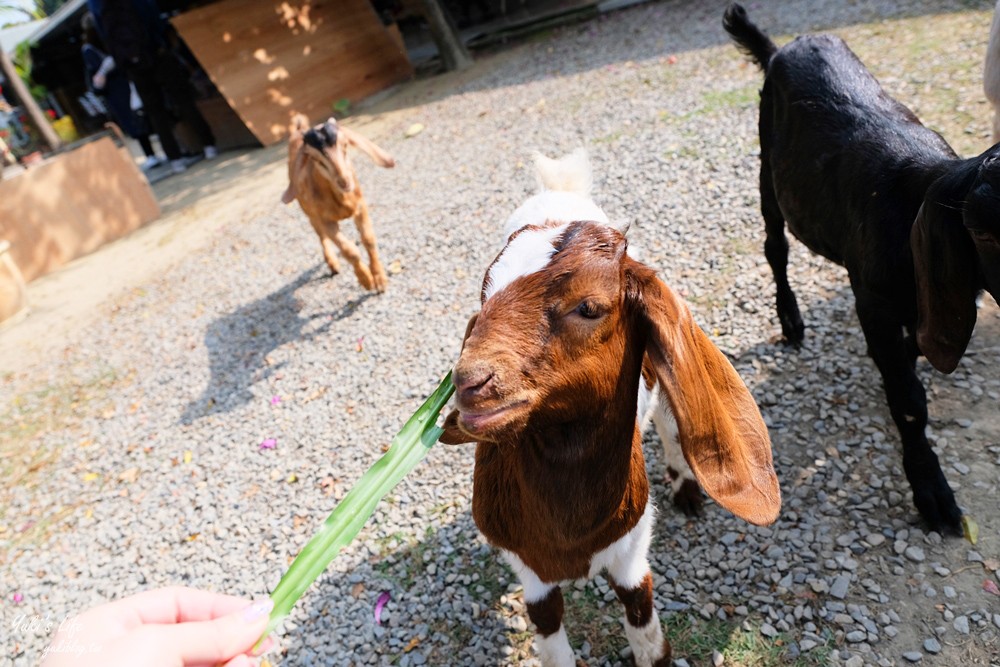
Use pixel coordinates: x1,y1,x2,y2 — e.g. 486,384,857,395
3,1,1000,666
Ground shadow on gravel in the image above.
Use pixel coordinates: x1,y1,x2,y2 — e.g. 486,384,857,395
180,266,376,424
277,505,530,665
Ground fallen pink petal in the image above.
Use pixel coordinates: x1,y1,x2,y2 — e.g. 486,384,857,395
374,590,391,625
12,592,23,603
985,579,1000,596
270,395,281,405
259,438,277,450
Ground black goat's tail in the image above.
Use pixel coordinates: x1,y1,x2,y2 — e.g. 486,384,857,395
723,3,777,72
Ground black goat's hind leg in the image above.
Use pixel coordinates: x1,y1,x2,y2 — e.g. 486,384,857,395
856,298,962,533
761,164,804,344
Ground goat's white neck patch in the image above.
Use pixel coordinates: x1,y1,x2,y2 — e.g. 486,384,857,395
483,224,568,301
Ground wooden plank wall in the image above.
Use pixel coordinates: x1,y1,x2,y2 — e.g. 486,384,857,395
172,0,414,146
0,136,160,283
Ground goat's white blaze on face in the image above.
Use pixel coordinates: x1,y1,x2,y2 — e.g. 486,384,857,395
482,223,568,301
452,221,632,443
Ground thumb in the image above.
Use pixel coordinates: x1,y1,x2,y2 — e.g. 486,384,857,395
151,598,273,665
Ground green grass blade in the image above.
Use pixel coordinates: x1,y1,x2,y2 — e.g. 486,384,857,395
260,372,455,641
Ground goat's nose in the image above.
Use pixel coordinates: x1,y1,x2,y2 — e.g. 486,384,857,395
453,365,495,404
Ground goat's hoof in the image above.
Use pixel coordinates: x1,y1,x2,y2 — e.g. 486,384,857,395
912,486,963,536
327,266,340,277
652,641,673,667
372,271,388,293
779,314,804,345
355,270,375,290
671,478,703,517
781,327,804,346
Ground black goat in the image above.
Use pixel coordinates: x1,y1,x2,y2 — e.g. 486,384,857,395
723,3,1000,532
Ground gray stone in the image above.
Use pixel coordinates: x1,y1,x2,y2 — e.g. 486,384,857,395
830,574,851,600
865,533,886,547
904,546,925,562
954,616,970,634
902,652,923,663
923,638,941,654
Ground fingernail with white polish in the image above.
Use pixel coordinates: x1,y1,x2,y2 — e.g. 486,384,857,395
243,598,274,622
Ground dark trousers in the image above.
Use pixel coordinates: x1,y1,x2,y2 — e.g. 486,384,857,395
128,52,215,161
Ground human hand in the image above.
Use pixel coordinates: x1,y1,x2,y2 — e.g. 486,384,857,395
92,73,106,90
41,586,275,667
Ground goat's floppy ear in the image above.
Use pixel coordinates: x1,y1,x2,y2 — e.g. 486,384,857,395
630,262,780,525
439,313,480,445
340,126,395,168
911,200,980,373
281,126,308,204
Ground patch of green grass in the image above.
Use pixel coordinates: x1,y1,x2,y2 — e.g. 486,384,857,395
701,85,760,113
727,236,756,256
0,364,122,562
1,366,118,450
686,292,727,309
564,584,629,660
375,527,439,589
664,614,834,666
663,84,760,126
592,130,624,144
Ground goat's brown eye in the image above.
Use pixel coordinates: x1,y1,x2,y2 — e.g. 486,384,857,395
576,301,601,319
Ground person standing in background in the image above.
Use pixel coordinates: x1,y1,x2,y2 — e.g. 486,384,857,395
80,12,165,171
87,0,218,175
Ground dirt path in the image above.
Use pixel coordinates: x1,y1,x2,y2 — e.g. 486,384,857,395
0,46,518,376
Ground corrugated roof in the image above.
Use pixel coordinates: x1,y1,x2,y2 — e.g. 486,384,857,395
25,0,86,44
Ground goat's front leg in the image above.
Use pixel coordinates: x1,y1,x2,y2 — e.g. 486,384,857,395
761,158,804,344
323,220,376,291
607,572,671,667
503,553,576,667
307,215,341,276
352,199,388,293
854,293,962,533
604,506,671,667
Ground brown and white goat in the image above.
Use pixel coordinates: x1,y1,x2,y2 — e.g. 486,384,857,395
440,151,781,666
281,114,393,292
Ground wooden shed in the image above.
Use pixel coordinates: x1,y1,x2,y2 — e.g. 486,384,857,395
170,0,414,146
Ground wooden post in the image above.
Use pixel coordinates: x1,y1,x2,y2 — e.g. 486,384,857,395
0,48,61,152
420,0,472,71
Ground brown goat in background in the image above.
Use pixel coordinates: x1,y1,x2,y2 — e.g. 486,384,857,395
281,114,394,292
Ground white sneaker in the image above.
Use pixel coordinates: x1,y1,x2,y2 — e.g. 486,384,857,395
203,145,218,159
170,159,187,174
141,156,164,171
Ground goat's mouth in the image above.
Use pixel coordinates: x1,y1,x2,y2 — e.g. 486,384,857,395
455,400,529,437
306,149,353,192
